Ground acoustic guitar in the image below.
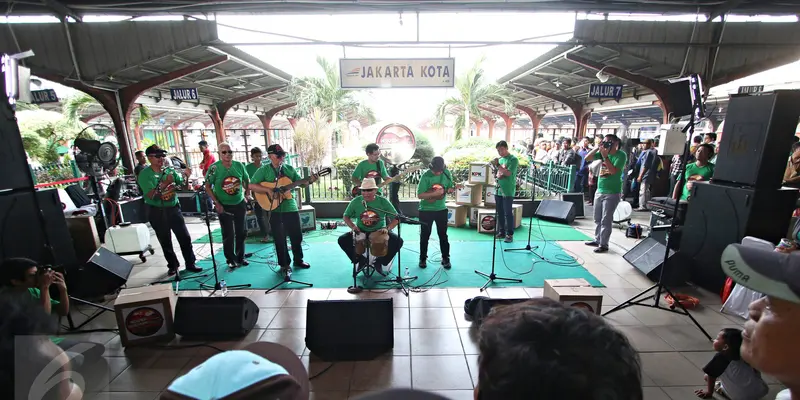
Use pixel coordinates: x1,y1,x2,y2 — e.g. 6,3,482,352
255,167,332,211
350,165,422,198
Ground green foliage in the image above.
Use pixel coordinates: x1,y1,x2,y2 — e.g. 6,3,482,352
15,102,39,111
411,131,434,166
294,109,334,168
141,136,170,152
444,137,495,153
17,110,96,162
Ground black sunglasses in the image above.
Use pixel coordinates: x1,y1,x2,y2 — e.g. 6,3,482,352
220,151,233,155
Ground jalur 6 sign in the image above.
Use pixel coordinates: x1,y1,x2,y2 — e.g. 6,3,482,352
340,58,455,89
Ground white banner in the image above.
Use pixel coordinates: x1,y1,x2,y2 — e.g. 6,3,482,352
339,58,455,89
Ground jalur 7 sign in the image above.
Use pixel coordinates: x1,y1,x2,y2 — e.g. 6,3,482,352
340,58,455,89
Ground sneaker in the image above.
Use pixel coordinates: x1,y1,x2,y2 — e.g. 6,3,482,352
167,267,178,276
186,265,203,273
419,259,427,269
294,261,311,269
504,235,513,243
238,260,249,267
593,246,609,253
585,241,600,247
495,232,505,239
441,258,452,269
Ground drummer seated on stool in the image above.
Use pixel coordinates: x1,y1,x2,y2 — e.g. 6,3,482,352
338,178,404,273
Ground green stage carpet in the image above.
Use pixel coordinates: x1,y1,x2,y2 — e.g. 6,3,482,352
193,218,591,245
179,239,602,290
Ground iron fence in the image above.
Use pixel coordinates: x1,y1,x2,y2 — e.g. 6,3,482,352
30,160,80,186
525,161,576,195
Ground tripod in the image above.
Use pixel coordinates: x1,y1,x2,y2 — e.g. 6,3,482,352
197,190,250,296
376,208,421,296
504,162,543,259
602,74,712,342
475,198,522,291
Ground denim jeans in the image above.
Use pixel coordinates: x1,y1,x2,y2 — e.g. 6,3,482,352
495,195,515,236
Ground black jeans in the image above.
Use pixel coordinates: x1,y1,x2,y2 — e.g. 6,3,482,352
253,201,270,238
219,201,247,263
419,209,450,260
338,231,404,267
495,195,515,236
574,172,588,194
148,205,196,269
269,211,304,267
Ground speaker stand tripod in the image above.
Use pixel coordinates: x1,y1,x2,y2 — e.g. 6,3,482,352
475,200,522,291
376,211,421,296
602,74,712,342
504,163,543,259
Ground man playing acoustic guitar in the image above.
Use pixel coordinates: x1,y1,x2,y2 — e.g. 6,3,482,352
248,144,317,272
417,156,454,269
352,143,390,197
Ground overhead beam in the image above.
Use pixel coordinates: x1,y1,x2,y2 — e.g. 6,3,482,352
709,0,746,20
258,102,297,145
41,0,82,22
216,86,284,121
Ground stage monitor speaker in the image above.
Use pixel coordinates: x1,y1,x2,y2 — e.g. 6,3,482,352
174,297,259,338
679,182,798,292
535,199,576,224
306,299,393,361
0,189,78,268
0,87,35,191
713,90,800,189
69,247,133,298
623,237,688,286
560,193,585,218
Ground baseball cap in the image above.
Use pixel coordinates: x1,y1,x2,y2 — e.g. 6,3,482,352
145,145,167,156
161,342,309,400
720,243,800,304
267,144,286,157
430,156,445,172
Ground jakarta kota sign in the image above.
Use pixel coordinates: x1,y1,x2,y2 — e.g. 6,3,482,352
340,58,454,89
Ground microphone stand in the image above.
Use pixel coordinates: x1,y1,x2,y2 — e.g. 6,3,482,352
475,195,522,291
195,189,250,296
504,162,543,259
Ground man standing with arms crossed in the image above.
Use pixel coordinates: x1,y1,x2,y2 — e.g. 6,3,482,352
584,134,627,254
493,141,519,243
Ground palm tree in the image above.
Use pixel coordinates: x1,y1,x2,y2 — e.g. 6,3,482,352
434,56,515,140
290,56,376,159
63,93,152,128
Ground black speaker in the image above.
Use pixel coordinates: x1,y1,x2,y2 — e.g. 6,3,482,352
713,91,800,189
560,193,585,218
0,189,78,268
306,299,393,361
534,199,576,224
623,237,687,286
0,84,35,191
174,296,259,338
69,247,133,298
679,182,798,292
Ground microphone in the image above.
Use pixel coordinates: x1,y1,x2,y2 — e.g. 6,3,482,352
362,199,368,209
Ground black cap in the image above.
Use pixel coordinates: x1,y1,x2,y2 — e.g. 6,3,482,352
198,140,208,147
145,145,167,156
267,144,286,157
430,156,445,172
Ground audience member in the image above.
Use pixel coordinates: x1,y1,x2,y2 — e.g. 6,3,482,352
695,328,768,399
783,142,800,188
720,244,800,400
476,298,642,400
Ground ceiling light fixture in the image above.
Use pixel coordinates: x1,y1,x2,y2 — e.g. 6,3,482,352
596,67,610,83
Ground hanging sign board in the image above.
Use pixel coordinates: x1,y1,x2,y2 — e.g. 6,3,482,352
737,85,764,94
589,84,624,100
30,89,58,104
340,58,455,89
170,88,198,101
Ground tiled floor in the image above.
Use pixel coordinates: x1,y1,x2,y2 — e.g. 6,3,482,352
69,212,786,400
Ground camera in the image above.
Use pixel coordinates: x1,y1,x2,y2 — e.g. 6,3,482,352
602,141,613,149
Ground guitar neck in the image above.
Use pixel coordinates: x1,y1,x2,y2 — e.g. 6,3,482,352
281,178,311,192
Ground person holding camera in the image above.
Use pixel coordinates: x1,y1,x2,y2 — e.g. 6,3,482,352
584,134,627,253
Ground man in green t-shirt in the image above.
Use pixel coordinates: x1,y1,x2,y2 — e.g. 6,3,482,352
338,178,404,273
417,156,454,269
249,144,316,271
206,142,251,268
674,143,715,201
245,147,271,243
352,143,390,196
584,134,628,253
493,141,519,243
137,145,201,275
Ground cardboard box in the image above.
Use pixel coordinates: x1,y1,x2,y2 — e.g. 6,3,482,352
477,209,496,233
512,203,523,228
456,183,482,206
543,279,602,315
299,205,316,232
485,184,497,206
114,284,177,346
446,202,467,227
469,163,490,185
469,206,491,227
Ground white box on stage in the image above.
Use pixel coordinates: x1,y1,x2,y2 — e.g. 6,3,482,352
469,206,489,227
445,202,467,227
512,203,523,228
299,205,316,232
103,223,151,254
485,185,497,206
656,123,687,156
114,284,177,347
477,209,496,234
544,279,602,315
469,162,490,185
456,183,482,206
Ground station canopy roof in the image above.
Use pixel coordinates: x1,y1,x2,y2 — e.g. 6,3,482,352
0,19,296,127
6,0,798,17
493,18,800,128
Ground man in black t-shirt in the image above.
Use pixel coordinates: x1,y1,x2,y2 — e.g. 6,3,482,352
134,150,147,176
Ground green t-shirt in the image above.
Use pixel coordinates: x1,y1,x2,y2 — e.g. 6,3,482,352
250,163,302,213
417,169,454,211
206,161,250,206
497,154,519,197
137,166,185,207
597,151,628,195
29,288,63,344
681,162,715,200
245,162,262,181
344,195,397,232
352,160,389,195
